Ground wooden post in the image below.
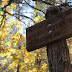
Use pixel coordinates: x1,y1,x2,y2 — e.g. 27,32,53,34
45,8,71,72
26,8,72,72
47,40,71,72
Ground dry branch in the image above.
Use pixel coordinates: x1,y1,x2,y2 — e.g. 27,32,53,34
24,0,45,14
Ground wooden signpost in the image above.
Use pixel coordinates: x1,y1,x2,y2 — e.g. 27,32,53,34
26,8,72,51
26,8,72,72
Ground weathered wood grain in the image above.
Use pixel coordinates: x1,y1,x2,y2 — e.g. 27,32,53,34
47,40,71,72
26,8,72,52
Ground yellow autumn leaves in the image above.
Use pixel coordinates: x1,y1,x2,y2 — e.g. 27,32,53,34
1,28,8,39
6,3,16,11
4,0,8,3
33,16,45,23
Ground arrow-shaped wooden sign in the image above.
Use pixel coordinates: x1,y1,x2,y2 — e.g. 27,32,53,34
26,8,72,52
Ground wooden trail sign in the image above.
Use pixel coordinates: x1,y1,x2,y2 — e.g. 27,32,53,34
26,8,72,52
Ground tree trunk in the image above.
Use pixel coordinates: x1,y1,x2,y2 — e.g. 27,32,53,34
47,39,71,72
17,64,19,72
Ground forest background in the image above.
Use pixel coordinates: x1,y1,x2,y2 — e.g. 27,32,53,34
0,0,72,72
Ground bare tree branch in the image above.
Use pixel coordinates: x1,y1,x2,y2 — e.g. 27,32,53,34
2,0,13,9
0,11,6,26
0,11,29,27
24,0,45,14
69,5,72,7
15,13,35,23
5,11,35,23
15,16,29,27
4,10,14,16
0,10,35,26
42,1,52,5
32,0,52,5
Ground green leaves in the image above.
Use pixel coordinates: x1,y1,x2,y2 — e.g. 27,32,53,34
0,7,3,11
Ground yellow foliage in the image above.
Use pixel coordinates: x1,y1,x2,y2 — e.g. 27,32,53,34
24,58,29,63
17,24,21,29
2,33,5,39
6,6,9,11
6,3,16,11
3,28,7,33
4,0,8,3
1,28,8,39
0,30,2,35
0,11,4,15
28,70,33,72
69,48,72,54
33,16,45,23
0,53,6,57
10,25,14,29
11,3,16,9
6,40,11,47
